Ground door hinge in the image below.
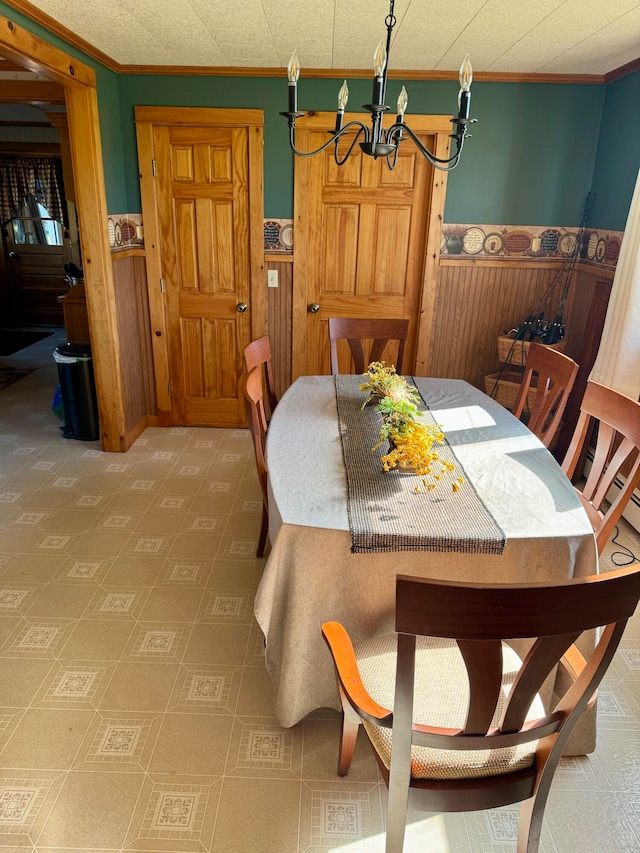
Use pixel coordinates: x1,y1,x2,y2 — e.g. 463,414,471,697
152,159,157,176
167,381,172,396
160,277,165,293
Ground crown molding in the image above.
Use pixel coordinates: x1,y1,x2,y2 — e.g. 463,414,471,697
3,0,119,71
119,63,606,84
3,0,639,87
604,56,640,83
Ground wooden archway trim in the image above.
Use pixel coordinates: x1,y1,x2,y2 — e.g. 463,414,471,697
0,14,127,451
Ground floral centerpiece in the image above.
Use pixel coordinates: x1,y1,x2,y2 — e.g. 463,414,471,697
359,362,463,494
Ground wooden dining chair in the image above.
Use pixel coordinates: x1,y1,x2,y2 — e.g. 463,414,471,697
243,366,269,557
328,318,410,375
243,335,278,421
561,380,640,555
323,566,640,853
511,343,579,448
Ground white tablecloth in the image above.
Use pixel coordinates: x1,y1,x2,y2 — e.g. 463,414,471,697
255,377,598,748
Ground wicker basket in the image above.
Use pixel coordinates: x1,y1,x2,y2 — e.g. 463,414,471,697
484,371,537,411
497,335,566,366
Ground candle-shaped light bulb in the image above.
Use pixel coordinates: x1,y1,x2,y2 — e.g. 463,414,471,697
457,54,472,120
373,37,387,78
287,51,300,113
458,53,472,107
459,54,472,91
397,85,408,116
288,50,300,83
338,80,349,111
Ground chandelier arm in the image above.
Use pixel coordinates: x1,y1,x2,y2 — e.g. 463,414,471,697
288,120,370,158
385,144,400,171
386,123,465,170
335,124,368,166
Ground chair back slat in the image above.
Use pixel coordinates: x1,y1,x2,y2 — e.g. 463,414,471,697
457,639,503,735
591,436,635,508
345,338,367,374
561,409,591,480
328,318,409,375
501,633,579,732
584,421,615,501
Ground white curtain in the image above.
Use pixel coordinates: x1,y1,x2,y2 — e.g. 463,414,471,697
590,168,640,400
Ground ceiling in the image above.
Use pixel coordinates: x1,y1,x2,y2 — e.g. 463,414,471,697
16,0,640,75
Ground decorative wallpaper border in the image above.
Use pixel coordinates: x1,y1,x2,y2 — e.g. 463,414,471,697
106,215,622,269
107,215,297,255
108,213,143,252
441,223,624,268
263,218,293,254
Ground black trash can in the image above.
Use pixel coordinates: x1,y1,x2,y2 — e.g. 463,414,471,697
54,343,99,441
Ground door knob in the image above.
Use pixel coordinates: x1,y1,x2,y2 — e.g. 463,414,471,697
8,251,16,258
236,302,248,313
309,303,320,314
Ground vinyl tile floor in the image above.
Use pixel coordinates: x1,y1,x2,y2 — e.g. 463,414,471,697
0,330,639,852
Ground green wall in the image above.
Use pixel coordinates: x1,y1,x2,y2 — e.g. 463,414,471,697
0,0,127,212
3,0,637,230
118,74,605,225
589,69,640,231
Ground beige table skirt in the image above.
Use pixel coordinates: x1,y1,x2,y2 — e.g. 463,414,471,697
255,377,598,752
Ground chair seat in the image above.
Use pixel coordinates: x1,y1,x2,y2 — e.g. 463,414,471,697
355,634,544,780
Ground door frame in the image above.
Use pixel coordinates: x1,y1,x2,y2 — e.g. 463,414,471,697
135,106,265,426
0,13,127,451
291,111,452,379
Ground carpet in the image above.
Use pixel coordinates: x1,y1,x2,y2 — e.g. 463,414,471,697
0,366,37,391
0,330,54,356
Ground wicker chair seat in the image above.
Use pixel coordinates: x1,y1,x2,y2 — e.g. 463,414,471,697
355,634,544,780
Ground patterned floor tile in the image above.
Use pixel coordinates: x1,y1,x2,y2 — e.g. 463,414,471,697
73,713,162,771
225,717,302,779
32,661,114,708
1,619,75,658
0,337,638,852
124,776,221,852
167,665,242,716
299,781,383,851
0,772,63,846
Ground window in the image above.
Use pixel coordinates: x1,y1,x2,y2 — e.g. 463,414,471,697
10,194,63,246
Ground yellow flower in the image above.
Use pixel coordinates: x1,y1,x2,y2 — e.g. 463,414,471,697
362,361,461,495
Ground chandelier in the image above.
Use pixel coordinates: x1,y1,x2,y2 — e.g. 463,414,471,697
280,0,475,171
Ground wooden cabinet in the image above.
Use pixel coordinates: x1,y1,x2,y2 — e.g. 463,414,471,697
57,282,90,342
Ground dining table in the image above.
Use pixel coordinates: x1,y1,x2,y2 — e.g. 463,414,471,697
254,375,599,753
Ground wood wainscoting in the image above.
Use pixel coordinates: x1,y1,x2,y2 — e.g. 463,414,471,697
111,250,157,446
263,254,614,403
265,254,293,400
429,258,613,387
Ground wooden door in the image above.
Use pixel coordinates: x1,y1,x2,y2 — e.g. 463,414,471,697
292,113,451,377
5,198,68,325
137,109,265,428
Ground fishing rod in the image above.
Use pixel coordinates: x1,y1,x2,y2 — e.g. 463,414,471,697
543,193,595,345
489,192,595,400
